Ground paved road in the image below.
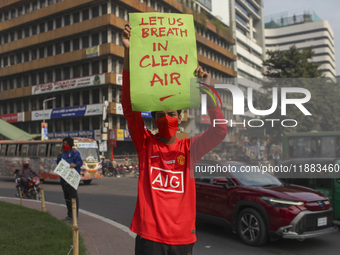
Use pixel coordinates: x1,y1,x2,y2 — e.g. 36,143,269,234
1,176,339,255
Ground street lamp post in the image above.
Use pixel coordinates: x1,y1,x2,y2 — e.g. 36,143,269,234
42,97,56,140
43,97,56,123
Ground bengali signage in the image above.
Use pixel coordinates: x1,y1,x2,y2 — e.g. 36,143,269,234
0,112,24,123
32,104,103,121
48,130,100,140
32,74,105,95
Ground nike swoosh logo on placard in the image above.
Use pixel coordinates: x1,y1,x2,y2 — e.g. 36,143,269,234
151,156,160,158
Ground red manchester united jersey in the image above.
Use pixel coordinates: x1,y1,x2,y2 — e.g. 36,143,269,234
122,69,227,245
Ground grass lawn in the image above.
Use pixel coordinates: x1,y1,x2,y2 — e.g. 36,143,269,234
0,201,86,255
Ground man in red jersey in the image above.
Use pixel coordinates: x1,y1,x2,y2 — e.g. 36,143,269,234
122,24,227,255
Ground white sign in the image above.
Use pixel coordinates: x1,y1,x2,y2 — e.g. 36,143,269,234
54,159,81,190
116,103,123,115
99,140,108,152
116,74,123,85
32,74,105,95
85,103,103,116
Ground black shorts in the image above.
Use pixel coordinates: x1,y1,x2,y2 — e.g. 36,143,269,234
135,235,194,255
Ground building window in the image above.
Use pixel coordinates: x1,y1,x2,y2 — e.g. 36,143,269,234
64,40,70,52
47,20,54,31
16,101,22,112
47,45,53,56
18,6,23,16
24,74,29,87
40,0,46,8
73,65,81,78
16,76,22,88
119,7,125,19
56,94,61,108
39,47,45,58
3,34,8,44
56,17,62,28
9,55,14,65
82,9,89,21
73,12,80,23
10,32,15,41
92,61,99,74
39,23,45,33
56,119,62,132
102,3,107,14
17,30,22,40
92,33,99,46
102,30,107,43
39,72,45,84
92,6,99,18
25,4,31,14
9,79,14,90
55,69,61,81
24,51,29,62
16,53,22,63
33,1,38,11
64,93,71,107
56,42,62,54
73,93,80,106
82,63,89,76
64,14,70,26
31,73,37,85
31,49,37,60
111,30,116,44
32,25,37,35
73,38,79,50
83,117,90,130
24,27,30,38
102,59,108,73
73,118,80,130
47,70,53,82
63,67,70,79
82,36,89,48
83,90,90,105
92,116,100,129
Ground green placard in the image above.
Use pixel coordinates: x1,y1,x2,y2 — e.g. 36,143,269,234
129,13,199,111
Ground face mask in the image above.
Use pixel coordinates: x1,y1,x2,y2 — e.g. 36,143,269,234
63,144,71,151
156,116,179,139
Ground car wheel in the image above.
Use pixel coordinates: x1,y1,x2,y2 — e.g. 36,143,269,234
237,208,268,246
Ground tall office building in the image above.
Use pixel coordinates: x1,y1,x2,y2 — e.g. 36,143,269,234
208,0,265,88
265,11,336,79
0,0,236,156
208,0,266,158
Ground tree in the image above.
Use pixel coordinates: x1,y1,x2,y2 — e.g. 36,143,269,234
263,46,322,79
259,46,340,154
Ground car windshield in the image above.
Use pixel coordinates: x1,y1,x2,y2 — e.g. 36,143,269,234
229,165,282,187
76,148,99,162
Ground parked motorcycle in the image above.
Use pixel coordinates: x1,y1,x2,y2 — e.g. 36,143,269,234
15,170,41,200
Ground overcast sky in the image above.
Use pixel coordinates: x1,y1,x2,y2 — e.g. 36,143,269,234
263,0,339,75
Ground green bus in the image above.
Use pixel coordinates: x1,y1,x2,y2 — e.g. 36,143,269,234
281,131,340,223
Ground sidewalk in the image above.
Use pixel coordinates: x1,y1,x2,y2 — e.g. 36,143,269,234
0,197,136,255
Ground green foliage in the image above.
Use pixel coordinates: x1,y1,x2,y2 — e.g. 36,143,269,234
263,46,323,78
260,46,340,151
0,201,86,255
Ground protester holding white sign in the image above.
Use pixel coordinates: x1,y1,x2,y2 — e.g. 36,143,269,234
56,137,83,222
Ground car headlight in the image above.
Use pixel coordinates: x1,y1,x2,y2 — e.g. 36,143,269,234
261,196,304,207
